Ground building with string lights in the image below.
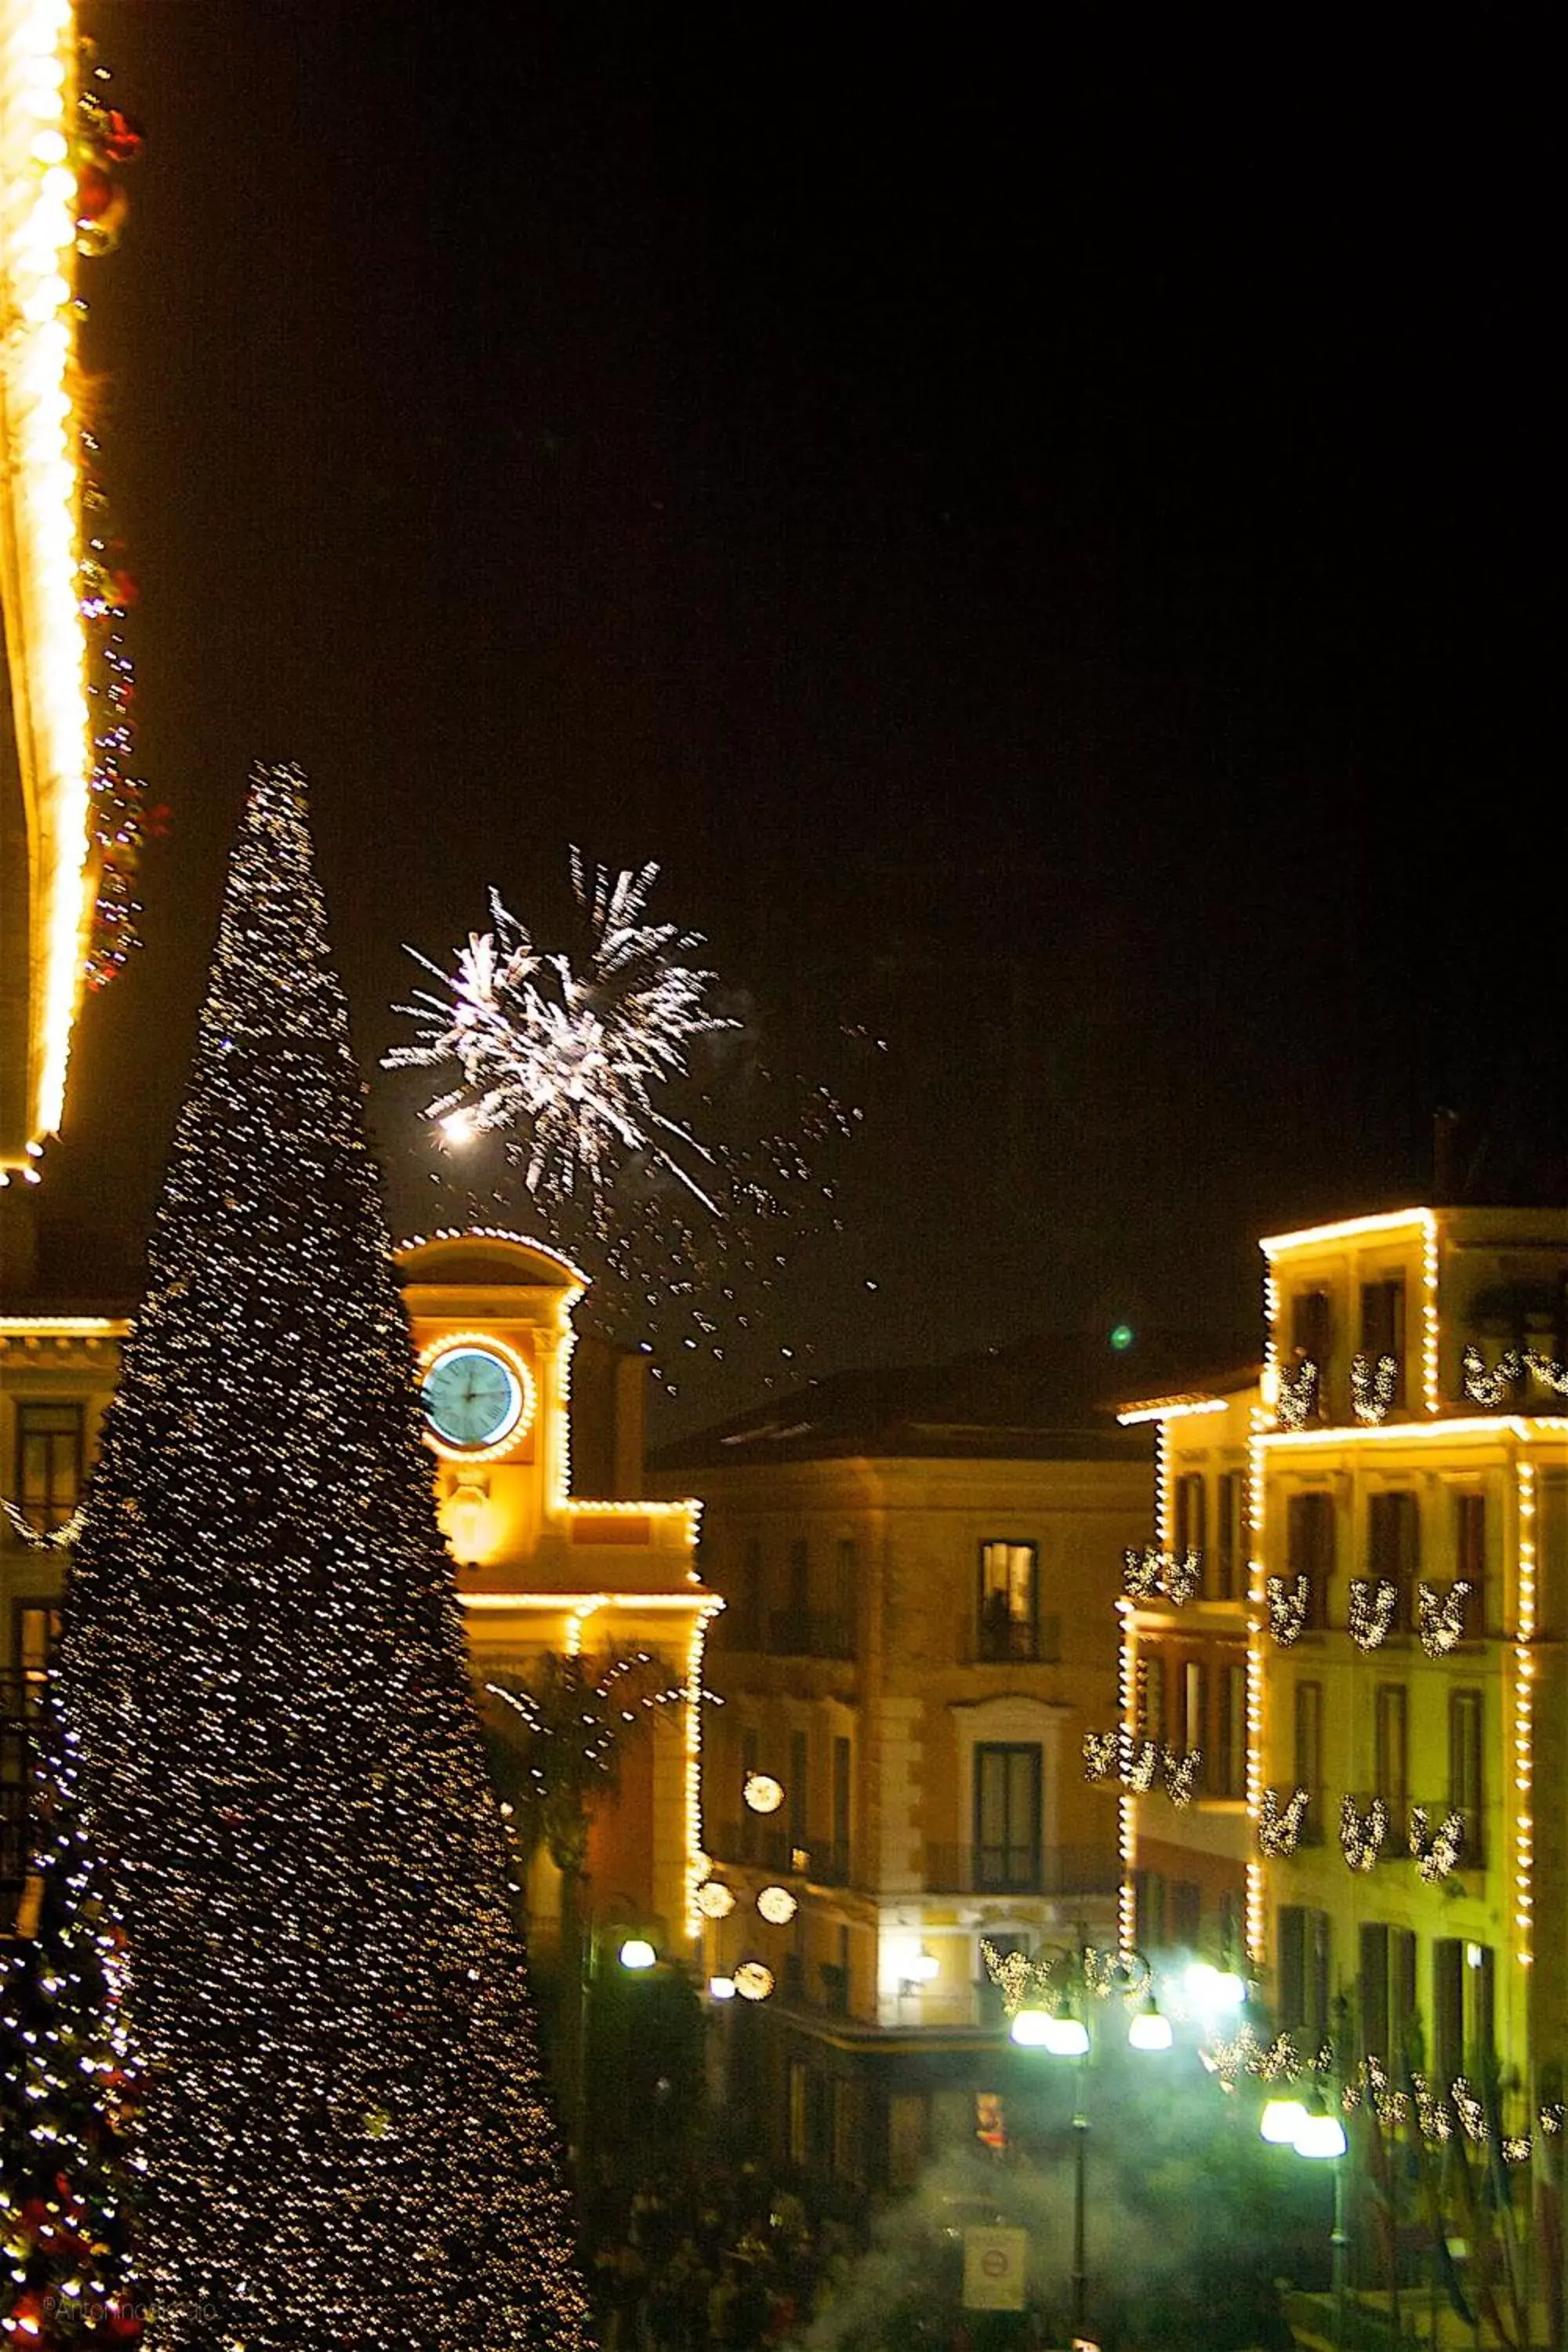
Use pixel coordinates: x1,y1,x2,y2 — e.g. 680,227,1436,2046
2,1230,718,1964
651,1341,1153,2190
1113,1203,1568,2123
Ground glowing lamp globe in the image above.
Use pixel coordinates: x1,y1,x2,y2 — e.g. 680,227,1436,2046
1260,2096,1309,2145
1010,2008,1054,2048
906,1948,940,1983
619,1937,657,1972
734,1962,775,2002
1210,1970,1247,2010
1294,2106,1348,2161
743,1772,784,1815
695,1879,736,1920
707,1975,738,2002
1043,2016,1091,2058
1127,2005,1173,2052
756,1885,798,1926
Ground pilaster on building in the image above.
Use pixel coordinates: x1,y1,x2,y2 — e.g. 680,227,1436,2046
1116,1203,1568,2113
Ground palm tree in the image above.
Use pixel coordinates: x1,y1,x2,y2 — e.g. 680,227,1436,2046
484,1650,684,2154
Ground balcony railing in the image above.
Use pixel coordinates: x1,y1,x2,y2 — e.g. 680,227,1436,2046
708,1822,852,1885
972,1611,1062,1664
922,1845,1120,1899
767,1610,855,1661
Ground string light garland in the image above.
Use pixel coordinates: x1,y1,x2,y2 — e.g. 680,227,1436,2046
0,1497,85,1549
1348,1577,1399,1651
1121,1547,1202,1605
1462,1345,1568,1404
53,769,591,2351
1512,1461,1536,1967
1257,1787,1310,1858
1409,1806,1465,1884
1340,1795,1388,1872
1081,1729,1198,1805
1204,2032,1551,2169
1417,1579,1472,1656
1265,1574,1309,1646
1350,1353,1398,1425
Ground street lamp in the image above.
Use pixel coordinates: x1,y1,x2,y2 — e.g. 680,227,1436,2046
1259,2085,1348,2347
987,1940,1171,2346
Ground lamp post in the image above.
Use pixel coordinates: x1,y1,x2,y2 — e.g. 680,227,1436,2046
1261,2082,1349,2348
986,1939,1171,2346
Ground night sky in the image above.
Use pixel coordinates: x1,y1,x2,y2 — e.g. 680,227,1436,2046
40,5,1560,1429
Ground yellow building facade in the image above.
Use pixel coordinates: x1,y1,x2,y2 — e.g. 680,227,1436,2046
1,1228,717,1962
1117,1204,1568,2117
652,1354,1152,2188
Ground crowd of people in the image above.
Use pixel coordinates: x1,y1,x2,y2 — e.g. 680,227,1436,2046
585,2160,862,2349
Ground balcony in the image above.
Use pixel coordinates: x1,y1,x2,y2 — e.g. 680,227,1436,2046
922,1845,1120,1899
708,1822,853,1885
767,1610,855,1661
971,1610,1062,1665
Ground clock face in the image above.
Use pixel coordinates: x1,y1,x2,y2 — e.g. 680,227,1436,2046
420,1345,525,1452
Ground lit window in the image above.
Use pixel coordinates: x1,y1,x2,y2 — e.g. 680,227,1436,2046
978,1541,1037,1661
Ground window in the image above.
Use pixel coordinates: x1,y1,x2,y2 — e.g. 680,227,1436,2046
1449,1690,1483,1853
1374,1684,1409,1831
1291,1289,1333,1374
973,1744,1041,1893
1360,1279,1406,1403
16,1403,84,1531
1218,1662,1247,1798
1286,1492,1335,1625
1454,1494,1485,1628
978,1541,1037,1661
1172,1881,1201,1947
1215,1472,1244,1599
832,1537,858,1651
1368,1492,1420,1626
832,1735,852,1877
1135,1868,1167,1951
1434,1940,1494,2083
831,2079,862,2180
1359,1922,1416,2064
1277,1907,1331,2038
1140,1653,1166,1740
733,1537,763,1648
789,1729,809,1854
1294,1679,1323,1827
788,2061,809,2166
740,1727,760,1860
14,1603,60,1717
1181,1658,1207,1784
1174,1474,1207,1567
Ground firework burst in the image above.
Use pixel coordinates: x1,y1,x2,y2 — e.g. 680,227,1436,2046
390,854,871,1399
387,852,736,1212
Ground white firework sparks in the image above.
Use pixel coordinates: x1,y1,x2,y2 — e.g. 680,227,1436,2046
387,852,736,1211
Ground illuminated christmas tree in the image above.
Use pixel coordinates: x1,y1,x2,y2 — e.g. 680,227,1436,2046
54,766,590,2350
0,1726,142,2348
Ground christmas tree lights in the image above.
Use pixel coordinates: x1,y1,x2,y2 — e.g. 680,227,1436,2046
53,768,589,2350
0,1719,143,2348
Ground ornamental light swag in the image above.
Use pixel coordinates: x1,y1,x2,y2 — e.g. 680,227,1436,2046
1417,1579,1472,1656
1348,1577,1399,1652
1351,1353,1398,1425
1258,1787,1311,1858
1340,1795,1388,1873
1122,1546,1203,1605
1277,1360,1318,1430
1266,1574,1310,1646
